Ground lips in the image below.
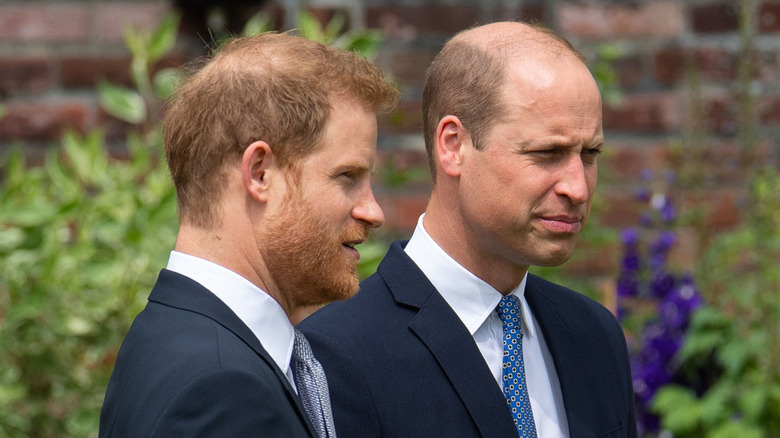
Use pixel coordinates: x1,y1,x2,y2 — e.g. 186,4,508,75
538,215,582,234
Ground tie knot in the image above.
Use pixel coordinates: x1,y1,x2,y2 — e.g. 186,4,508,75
497,294,522,330
293,329,314,363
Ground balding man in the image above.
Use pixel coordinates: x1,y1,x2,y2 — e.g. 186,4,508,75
99,33,398,437
300,21,638,438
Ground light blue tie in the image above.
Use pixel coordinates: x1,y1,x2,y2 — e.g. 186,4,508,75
498,295,538,437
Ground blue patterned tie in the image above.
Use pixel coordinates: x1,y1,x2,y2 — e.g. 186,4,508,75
498,295,538,437
292,329,337,438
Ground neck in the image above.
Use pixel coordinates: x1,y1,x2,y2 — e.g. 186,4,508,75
174,222,297,318
424,192,528,295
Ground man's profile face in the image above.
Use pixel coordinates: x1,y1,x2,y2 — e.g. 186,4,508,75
260,96,384,307
455,54,603,273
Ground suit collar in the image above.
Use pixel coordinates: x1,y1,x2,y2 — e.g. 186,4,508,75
377,243,518,437
148,269,318,437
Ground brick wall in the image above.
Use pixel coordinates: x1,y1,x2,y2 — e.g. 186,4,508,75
2,0,778,278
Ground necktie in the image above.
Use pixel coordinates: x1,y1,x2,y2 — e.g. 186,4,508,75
292,329,337,438
497,295,538,437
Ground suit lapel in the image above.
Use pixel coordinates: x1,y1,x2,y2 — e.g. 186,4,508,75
148,269,317,437
525,275,595,437
377,243,518,438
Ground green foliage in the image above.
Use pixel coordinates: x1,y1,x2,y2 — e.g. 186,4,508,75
0,14,181,437
241,10,383,60
652,168,780,437
0,131,176,436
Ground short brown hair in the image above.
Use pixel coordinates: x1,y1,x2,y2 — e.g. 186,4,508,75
422,22,586,178
164,32,399,228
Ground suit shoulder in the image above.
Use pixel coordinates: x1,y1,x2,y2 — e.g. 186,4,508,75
527,273,620,328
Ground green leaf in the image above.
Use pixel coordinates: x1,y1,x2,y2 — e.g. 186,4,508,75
62,130,92,183
337,31,383,59
323,13,346,42
739,387,768,421
153,68,184,100
0,227,25,252
122,26,145,60
66,317,94,336
717,340,751,376
148,14,180,63
242,12,272,37
709,421,763,438
653,385,701,433
98,82,146,124
298,11,325,43
3,202,59,228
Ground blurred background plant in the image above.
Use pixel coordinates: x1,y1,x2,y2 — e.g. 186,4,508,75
623,0,780,435
615,170,706,435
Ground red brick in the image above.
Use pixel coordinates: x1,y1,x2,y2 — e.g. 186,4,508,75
669,140,761,185
366,5,480,40
558,1,684,39
681,189,742,230
599,193,642,228
377,192,429,234
60,57,133,88
563,240,620,277
691,3,739,34
388,50,436,86
612,54,644,90
603,93,680,132
0,100,90,141
0,3,90,42
95,2,171,42
757,94,780,125
655,46,737,86
490,4,547,23
0,57,51,95
703,95,737,135
602,140,669,180
379,99,423,135
759,2,780,32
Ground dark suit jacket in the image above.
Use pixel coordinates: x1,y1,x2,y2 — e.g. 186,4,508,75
300,241,638,438
100,269,316,437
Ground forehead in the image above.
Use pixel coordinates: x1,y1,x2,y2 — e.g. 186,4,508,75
306,96,378,164
492,55,603,142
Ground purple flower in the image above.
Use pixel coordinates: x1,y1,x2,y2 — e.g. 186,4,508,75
635,187,652,203
617,275,639,298
650,273,675,299
660,199,677,223
621,228,640,246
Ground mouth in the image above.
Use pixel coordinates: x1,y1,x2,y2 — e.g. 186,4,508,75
342,240,364,259
538,215,583,234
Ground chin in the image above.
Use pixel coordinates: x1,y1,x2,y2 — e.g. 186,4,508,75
298,272,360,307
532,249,575,268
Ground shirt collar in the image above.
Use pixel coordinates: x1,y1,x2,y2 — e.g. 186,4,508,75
166,251,295,376
404,214,535,338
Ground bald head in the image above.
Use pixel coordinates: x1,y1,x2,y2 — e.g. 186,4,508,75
422,21,589,178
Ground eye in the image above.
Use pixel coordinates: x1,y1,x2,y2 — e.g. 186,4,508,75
582,147,602,164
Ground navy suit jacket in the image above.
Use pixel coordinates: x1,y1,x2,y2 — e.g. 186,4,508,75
100,269,316,437
300,241,638,438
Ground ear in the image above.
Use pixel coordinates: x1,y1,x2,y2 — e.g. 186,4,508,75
435,115,470,178
242,141,274,203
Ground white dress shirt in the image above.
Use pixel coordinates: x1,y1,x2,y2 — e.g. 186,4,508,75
404,214,570,437
166,251,297,390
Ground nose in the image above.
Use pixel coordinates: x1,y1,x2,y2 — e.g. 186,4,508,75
353,185,385,228
555,155,593,205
